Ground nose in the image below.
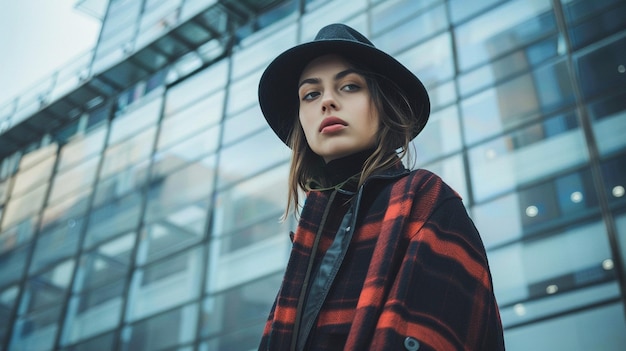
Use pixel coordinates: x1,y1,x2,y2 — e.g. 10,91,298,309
321,91,339,113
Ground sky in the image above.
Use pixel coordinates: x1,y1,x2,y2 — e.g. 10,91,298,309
0,0,101,108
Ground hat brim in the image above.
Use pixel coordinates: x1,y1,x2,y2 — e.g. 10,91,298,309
258,38,430,146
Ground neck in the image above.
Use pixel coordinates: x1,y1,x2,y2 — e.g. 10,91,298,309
322,149,374,186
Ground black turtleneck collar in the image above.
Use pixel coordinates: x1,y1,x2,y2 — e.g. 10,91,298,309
322,149,374,186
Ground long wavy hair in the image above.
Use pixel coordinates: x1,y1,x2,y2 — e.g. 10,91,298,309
282,58,420,219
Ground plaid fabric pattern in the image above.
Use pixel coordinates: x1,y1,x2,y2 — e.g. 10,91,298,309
260,165,505,350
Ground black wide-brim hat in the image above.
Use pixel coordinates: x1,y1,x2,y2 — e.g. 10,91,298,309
258,23,430,146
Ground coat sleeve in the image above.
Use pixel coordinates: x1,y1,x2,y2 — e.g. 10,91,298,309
370,197,505,351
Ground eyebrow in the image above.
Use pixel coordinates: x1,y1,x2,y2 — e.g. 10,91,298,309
298,68,361,89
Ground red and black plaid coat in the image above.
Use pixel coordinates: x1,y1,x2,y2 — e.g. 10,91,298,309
259,162,505,350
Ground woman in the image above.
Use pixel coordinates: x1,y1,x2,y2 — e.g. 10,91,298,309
257,23,505,351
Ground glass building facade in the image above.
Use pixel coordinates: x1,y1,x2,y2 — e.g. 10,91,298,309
1,0,625,350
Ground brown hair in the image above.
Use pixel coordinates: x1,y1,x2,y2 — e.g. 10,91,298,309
282,60,419,219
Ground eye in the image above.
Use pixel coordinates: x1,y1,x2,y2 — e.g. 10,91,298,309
301,91,320,101
341,83,360,92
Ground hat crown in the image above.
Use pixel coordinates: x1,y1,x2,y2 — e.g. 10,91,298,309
314,23,374,47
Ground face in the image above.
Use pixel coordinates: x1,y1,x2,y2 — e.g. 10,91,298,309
298,54,379,163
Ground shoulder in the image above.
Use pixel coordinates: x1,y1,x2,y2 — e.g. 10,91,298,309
392,168,461,203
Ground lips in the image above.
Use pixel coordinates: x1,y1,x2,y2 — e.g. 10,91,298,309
319,117,347,133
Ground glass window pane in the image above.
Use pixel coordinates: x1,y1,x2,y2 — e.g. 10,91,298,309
200,322,266,351
448,0,505,24
207,232,290,294
564,0,626,50
461,60,575,145
468,113,587,202
127,248,202,321
109,96,162,145
41,189,92,230
85,191,143,248
29,217,85,274
458,35,561,97
164,60,228,116
575,34,626,100
221,104,265,146
23,260,75,312
519,169,598,230
373,2,447,55
0,286,19,347
62,281,125,346
152,125,220,178
371,0,439,35
503,302,626,350
60,331,116,351
11,155,55,197
395,32,453,89
212,165,289,238
0,243,30,288
158,91,224,150
76,233,135,292
201,273,281,337
301,0,367,41
588,91,626,157
2,185,48,230
216,128,290,189
58,126,107,172
411,105,462,164
489,220,613,307
225,69,263,116
49,156,100,205
601,155,626,207
100,127,156,179
231,23,297,80
0,217,37,254
10,305,64,351
93,160,150,208
454,0,556,71
144,155,215,224
121,303,198,351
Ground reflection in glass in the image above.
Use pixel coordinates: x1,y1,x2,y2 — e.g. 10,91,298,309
10,260,75,351
216,128,290,190
30,217,84,274
0,285,19,347
462,60,575,145
563,0,626,50
100,127,156,179
62,235,133,345
490,220,613,307
164,59,228,116
411,105,462,165
576,34,626,100
396,33,453,88
48,156,100,205
152,125,220,178
601,155,626,207
122,303,198,351
373,2,446,55
127,247,202,321
454,0,555,71
109,96,162,145
58,126,107,172
144,155,216,225
588,92,626,157
469,113,586,202
503,302,626,350
158,91,224,151
85,191,143,249
202,273,281,337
